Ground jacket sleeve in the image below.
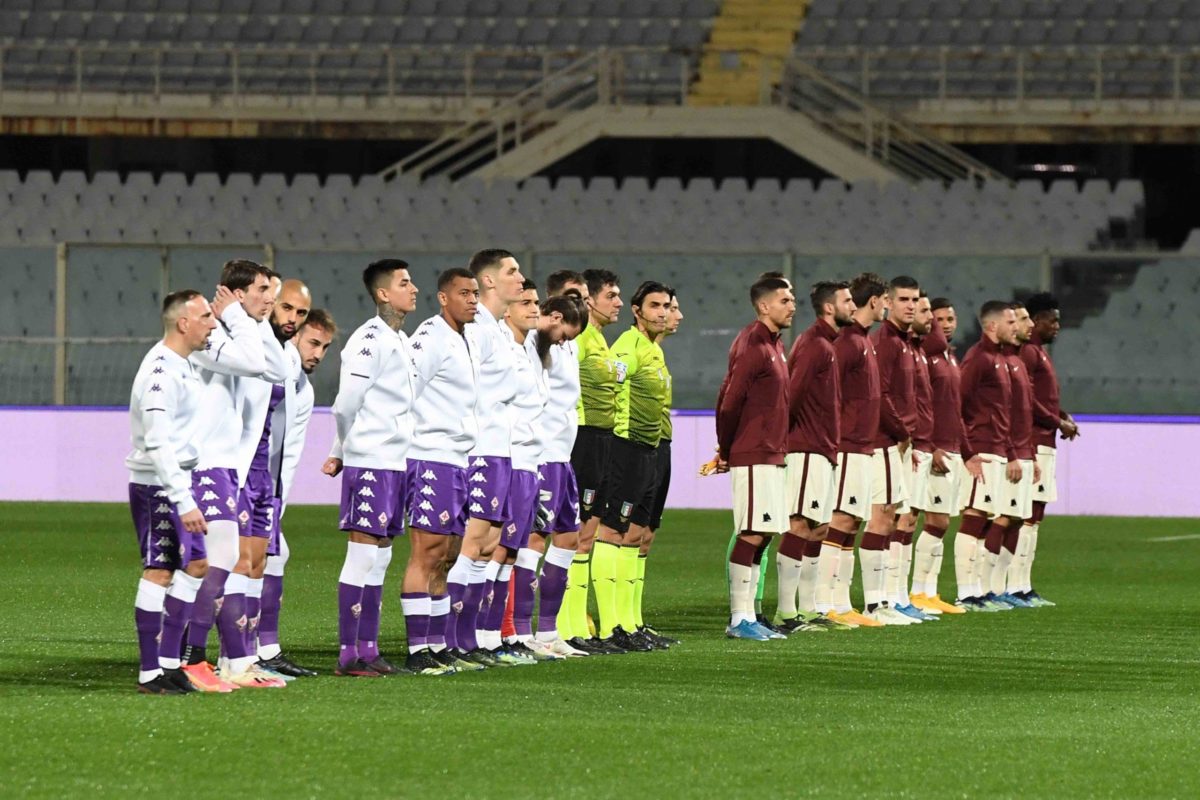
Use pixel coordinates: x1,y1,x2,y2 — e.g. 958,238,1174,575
1021,347,1060,429
191,302,269,378
716,343,762,460
957,353,983,461
280,381,313,512
328,332,381,460
877,336,911,442
138,375,197,515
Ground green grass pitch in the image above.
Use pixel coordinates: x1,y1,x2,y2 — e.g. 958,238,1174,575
1,503,1197,798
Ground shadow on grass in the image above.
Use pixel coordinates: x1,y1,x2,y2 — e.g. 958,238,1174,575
0,655,140,694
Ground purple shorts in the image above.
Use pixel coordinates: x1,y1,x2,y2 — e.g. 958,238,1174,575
407,460,468,536
266,499,284,556
238,467,277,539
338,466,407,538
537,462,581,534
192,467,240,525
130,483,206,570
466,455,512,524
500,469,539,551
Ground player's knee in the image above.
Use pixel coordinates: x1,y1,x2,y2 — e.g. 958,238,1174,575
184,559,208,579
142,568,173,586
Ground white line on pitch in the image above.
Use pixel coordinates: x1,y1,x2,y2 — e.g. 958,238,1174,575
1146,534,1200,543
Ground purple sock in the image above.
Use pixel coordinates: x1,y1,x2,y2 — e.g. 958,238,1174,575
216,591,250,659
244,594,261,658
337,582,364,667
258,574,283,648
185,566,227,652
445,581,465,651
484,574,510,635
457,580,485,652
357,584,383,662
135,607,162,673
159,594,193,662
537,561,569,634
513,565,538,637
428,593,448,649
401,592,430,652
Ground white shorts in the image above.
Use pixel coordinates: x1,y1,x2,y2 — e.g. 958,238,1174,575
1032,445,1057,503
999,458,1035,521
870,446,907,508
785,452,837,526
732,464,789,535
925,452,964,515
903,449,934,514
958,453,1007,517
834,451,873,519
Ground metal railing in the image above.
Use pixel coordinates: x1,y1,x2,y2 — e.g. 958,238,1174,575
776,59,1005,183
793,47,1200,105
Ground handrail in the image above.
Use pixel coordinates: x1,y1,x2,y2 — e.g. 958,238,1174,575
778,58,1005,183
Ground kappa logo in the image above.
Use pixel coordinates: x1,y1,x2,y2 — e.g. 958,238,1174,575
421,469,437,481
361,471,376,482
536,470,545,481
155,490,168,499
364,333,375,340
411,341,422,350
359,348,372,357
439,510,450,525
469,502,485,514
201,490,218,501
418,515,432,526
470,473,488,484
359,487,375,498
199,476,215,486
155,354,165,361
356,516,372,527
156,535,172,547
358,501,373,512
154,503,170,513
421,485,436,497
155,553,169,563
351,603,362,619
419,500,433,511
472,457,488,468
155,520,173,530
149,383,162,392
153,366,164,374
470,487,485,499
205,505,220,516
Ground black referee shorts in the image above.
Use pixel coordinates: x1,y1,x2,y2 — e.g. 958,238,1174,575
647,438,672,530
572,425,613,523
600,435,659,534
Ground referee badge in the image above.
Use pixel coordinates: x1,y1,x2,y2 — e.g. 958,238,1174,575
582,489,595,507
615,360,628,383
620,501,633,520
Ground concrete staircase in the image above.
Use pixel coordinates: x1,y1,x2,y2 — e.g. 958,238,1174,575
689,0,811,106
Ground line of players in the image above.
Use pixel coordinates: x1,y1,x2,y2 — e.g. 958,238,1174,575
126,252,686,692
715,272,1076,640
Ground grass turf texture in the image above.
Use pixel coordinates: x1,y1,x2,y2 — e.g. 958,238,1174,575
1,503,1197,798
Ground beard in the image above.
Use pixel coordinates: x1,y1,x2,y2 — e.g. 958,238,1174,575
270,318,292,343
535,328,555,368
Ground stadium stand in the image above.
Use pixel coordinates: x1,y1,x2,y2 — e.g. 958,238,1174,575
794,0,1200,100
0,0,719,101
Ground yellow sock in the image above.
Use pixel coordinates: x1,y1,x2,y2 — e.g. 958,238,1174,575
633,554,647,629
559,554,589,640
616,545,639,632
591,542,620,639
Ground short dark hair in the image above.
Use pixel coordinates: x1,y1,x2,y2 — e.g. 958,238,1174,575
979,300,1011,321
810,280,849,317
1009,300,1026,311
162,289,202,325
889,275,920,295
362,259,409,302
930,296,954,313
849,272,887,308
468,248,515,277
1025,292,1060,318
631,280,672,309
750,276,790,308
546,269,585,297
264,268,282,282
757,270,789,283
582,268,620,298
438,266,476,292
540,295,586,329
220,259,270,292
521,278,538,292
301,308,337,338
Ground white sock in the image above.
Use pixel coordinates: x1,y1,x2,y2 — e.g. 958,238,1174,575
860,547,887,607
1025,523,1040,592
954,533,978,600
497,563,513,583
446,553,473,591
516,547,542,572
749,561,762,616
775,553,802,616
913,532,938,597
928,538,945,597
834,548,855,613
982,545,999,596
224,571,250,595
798,554,820,614
884,540,902,605
366,545,393,589
338,541,378,586
428,595,449,652
814,543,840,613
729,561,754,626
992,546,1014,596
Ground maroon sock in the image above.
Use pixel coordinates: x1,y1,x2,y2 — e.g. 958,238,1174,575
958,515,987,539
898,529,915,546
804,538,824,558
923,524,948,540
984,521,1007,555
778,534,807,560
730,538,757,567
1003,525,1021,555
1031,501,1047,525
860,530,889,551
